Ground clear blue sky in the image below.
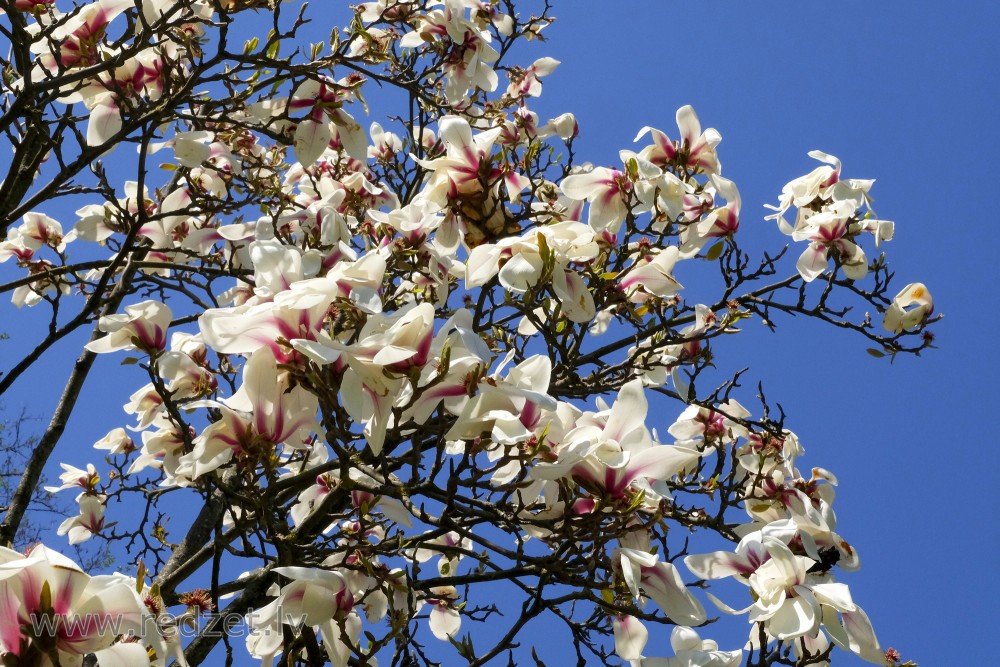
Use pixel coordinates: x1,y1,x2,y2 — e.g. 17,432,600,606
2,2,996,665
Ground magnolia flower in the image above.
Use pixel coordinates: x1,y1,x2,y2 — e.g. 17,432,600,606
177,347,317,480
423,585,462,640
668,400,750,446
883,283,933,333
0,545,149,666
679,175,740,255
412,531,472,577
560,166,631,233
540,112,578,141
2,213,67,255
636,626,742,667
399,1,500,102
465,222,600,321
247,566,360,667
619,246,684,304
411,115,522,214
533,380,702,502
791,207,868,282
634,105,722,175
43,463,99,494
85,300,172,355
766,151,875,235
288,77,367,164
684,527,883,662
56,494,106,544
506,56,559,98
617,548,706,625
30,0,133,73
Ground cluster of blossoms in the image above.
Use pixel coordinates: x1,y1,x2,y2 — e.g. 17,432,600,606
0,1,934,666
0,544,188,666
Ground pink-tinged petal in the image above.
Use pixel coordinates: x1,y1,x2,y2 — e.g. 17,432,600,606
587,189,627,232
796,243,829,282
331,110,368,161
551,268,595,322
294,118,332,166
617,547,655,599
504,171,531,196
560,169,614,201
172,134,212,168
684,551,754,580
280,581,346,625
428,603,461,640
531,56,560,76
640,561,706,625
0,584,22,655
291,339,342,365
632,125,659,144
806,150,842,171
839,607,884,663
87,97,121,146
613,614,648,661
371,344,419,367
68,578,144,651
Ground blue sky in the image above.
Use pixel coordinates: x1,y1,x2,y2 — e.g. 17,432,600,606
525,1,999,664
1,1,996,665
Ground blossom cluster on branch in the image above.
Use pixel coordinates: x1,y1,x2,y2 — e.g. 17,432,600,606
0,1,933,666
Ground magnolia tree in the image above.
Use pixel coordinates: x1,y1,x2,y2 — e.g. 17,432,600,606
0,0,936,666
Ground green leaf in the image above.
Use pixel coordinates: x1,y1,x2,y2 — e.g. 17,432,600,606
866,348,885,358
705,241,725,261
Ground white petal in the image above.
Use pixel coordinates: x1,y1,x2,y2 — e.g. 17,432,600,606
88,98,122,146
294,118,332,166
796,243,828,282
767,590,820,640
93,643,151,667
429,604,461,640
641,561,706,625
613,615,648,661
